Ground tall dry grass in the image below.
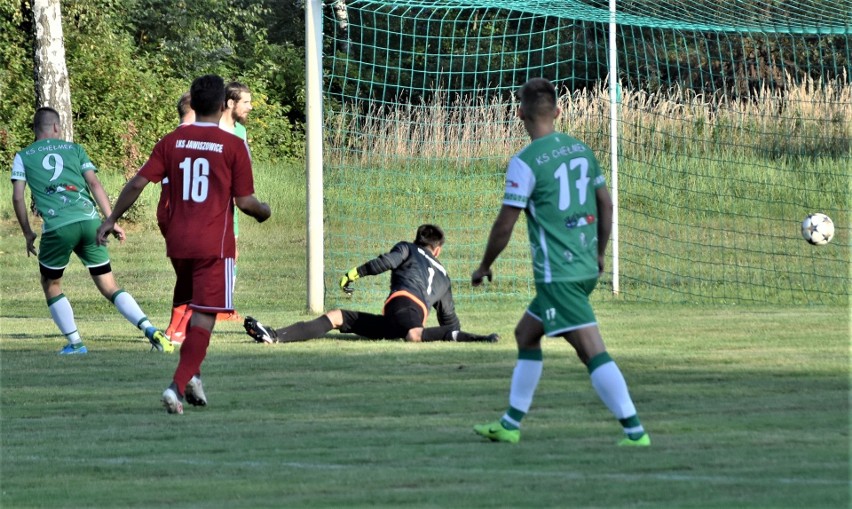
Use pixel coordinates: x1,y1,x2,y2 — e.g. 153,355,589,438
326,74,851,165
322,76,849,305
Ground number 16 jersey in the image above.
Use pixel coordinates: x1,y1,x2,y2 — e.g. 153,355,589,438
503,132,607,283
138,122,255,259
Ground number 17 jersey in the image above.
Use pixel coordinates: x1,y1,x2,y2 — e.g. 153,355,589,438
138,122,255,259
503,132,607,283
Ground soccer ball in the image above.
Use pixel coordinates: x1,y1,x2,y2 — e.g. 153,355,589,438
801,213,835,246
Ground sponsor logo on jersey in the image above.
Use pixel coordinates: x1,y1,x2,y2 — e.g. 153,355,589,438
44,183,79,195
564,213,596,229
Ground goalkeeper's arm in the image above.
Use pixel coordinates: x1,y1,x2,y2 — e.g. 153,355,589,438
339,242,409,293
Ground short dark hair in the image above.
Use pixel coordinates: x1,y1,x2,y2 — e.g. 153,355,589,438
414,224,445,249
518,78,558,120
177,91,192,121
190,75,226,116
33,107,60,133
225,81,250,104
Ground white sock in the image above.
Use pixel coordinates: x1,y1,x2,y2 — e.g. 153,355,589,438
503,358,543,427
48,295,81,344
589,360,637,419
111,290,151,330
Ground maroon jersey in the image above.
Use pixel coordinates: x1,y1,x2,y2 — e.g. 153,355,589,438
139,122,254,259
156,123,192,235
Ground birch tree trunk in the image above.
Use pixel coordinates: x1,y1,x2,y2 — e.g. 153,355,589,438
331,0,350,55
32,0,73,141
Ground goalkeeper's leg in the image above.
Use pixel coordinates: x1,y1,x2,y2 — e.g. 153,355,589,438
244,314,333,343
274,315,334,342
421,325,500,343
274,309,391,341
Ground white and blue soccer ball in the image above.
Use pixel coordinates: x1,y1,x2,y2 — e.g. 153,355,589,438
801,213,835,246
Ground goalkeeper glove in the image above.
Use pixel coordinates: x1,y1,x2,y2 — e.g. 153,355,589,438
339,267,360,294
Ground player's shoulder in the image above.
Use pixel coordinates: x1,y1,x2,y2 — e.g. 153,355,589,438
391,241,413,254
168,123,246,148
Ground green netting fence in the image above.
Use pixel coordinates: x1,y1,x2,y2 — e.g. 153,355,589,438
320,0,851,310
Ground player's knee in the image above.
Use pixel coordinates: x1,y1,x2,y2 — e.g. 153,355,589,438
405,328,423,342
91,270,119,299
326,309,344,328
40,274,62,297
513,327,538,348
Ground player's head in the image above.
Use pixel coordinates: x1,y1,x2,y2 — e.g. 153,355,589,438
177,91,194,124
414,224,445,256
517,78,559,122
190,75,226,117
33,107,61,137
225,81,252,124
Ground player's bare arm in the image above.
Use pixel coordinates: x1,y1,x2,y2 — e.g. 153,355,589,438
84,171,125,243
235,195,271,223
97,174,150,245
11,180,37,257
472,204,522,286
595,186,613,274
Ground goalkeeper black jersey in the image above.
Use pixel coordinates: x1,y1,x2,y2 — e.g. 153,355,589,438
358,241,460,330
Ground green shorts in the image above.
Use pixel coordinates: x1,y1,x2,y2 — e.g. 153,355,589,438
528,278,599,336
39,219,110,271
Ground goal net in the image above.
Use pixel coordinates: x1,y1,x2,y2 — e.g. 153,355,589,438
319,0,850,309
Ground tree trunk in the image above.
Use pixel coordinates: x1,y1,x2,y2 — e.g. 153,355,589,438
32,0,73,141
331,0,350,55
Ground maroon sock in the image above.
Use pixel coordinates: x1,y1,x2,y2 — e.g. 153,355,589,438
173,326,211,394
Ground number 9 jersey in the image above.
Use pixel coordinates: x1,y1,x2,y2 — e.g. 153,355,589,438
11,140,99,232
138,122,255,259
503,132,607,283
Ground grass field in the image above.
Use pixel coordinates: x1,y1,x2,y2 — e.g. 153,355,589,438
0,162,848,507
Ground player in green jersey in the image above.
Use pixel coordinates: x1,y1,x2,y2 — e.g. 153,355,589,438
470,78,649,446
10,107,171,355
217,81,252,322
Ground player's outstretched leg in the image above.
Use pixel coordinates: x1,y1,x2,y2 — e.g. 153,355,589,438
243,316,279,343
455,331,500,343
109,289,173,353
421,326,500,343
244,315,333,343
145,327,174,353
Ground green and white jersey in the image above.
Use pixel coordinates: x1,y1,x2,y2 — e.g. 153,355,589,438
233,122,247,141
11,139,99,233
503,132,606,283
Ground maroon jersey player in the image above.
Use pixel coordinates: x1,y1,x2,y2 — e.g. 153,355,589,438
97,74,271,414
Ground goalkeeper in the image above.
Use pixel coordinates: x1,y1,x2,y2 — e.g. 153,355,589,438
244,224,498,344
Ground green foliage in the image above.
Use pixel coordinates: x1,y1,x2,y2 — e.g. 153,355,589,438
0,2,36,166
0,0,306,175
126,0,306,158
130,0,266,78
62,0,186,174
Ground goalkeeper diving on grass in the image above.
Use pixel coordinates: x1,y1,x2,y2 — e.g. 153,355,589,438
244,224,499,344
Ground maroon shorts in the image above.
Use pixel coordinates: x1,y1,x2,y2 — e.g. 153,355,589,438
171,257,235,313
